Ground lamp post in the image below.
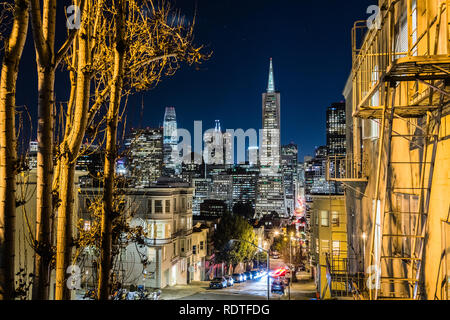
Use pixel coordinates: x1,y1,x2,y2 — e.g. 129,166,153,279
230,239,270,300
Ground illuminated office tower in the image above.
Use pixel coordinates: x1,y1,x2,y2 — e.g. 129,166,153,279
163,107,181,176
255,58,286,217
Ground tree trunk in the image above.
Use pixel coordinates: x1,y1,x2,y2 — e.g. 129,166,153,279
54,5,91,299
0,0,29,300
33,67,55,300
30,0,57,300
98,0,125,300
54,159,75,300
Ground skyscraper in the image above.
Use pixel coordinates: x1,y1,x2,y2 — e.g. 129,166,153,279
326,102,346,155
125,128,163,187
203,120,232,166
163,106,180,176
256,58,286,217
282,143,298,216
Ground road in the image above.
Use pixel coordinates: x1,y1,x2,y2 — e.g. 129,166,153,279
161,257,316,300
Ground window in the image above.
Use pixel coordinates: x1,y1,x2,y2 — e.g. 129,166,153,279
331,211,340,227
173,243,177,256
83,221,91,231
200,241,204,250
181,239,185,253
165,200,171,213
162,247,166,261
316,239,319,254
174,198,177,212
155,200,163,213
320,210,329,227
315,211,319,226
332,240,340,256
193,245,197,255
182,198,186,210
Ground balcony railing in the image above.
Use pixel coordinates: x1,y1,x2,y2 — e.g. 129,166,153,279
352,0,450,118
326,154,367,182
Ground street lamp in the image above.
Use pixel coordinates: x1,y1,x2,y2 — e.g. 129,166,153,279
229,239,270,300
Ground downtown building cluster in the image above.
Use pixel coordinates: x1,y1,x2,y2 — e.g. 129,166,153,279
15,59,305,296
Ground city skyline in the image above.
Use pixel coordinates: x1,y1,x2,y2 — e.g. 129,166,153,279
14,0,376,161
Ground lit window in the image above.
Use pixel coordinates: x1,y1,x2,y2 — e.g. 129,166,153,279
332,240,340,256
331,211,340,227
321,210,329,227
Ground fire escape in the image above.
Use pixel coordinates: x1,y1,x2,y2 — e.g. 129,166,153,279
350,0,450,300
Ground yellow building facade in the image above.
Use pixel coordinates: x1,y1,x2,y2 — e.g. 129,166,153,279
310,195,347,299
329,0,450,299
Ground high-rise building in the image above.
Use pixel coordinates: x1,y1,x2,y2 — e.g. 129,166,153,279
231,165,259,209
210,173,233,212
326,102,346,155
192,177,211,215
256,58,286,217
281,143,298,216
247,146,259,166
125,127,163,187
203,120,232,166
163,107,181,176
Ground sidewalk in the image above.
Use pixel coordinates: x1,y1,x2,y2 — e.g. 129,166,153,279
159,281,210,300
280,271,317,300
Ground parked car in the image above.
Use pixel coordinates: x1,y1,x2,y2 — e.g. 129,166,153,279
209,277,228,289
244,271,253,280
224,275,234,287
271,279,285,294
240,273,247,281
232,273,243,283
250,270,259,279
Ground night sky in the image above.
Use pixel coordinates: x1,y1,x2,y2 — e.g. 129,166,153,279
15,0,377,161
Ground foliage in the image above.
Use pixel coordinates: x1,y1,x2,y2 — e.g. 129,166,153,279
212,213,257,265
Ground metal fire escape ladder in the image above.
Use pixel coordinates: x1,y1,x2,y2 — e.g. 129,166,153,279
376,89,446,300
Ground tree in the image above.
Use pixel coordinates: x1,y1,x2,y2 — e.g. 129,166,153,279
213,213,257,266
29,0,85,300
44,0,208,299
0,0,29,300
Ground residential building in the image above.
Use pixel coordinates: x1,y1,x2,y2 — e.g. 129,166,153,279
79,182,194,289
309,195,348,299
191,224,209,281
326,0,450,300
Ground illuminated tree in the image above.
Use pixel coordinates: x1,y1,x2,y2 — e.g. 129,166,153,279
0,0,29,300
